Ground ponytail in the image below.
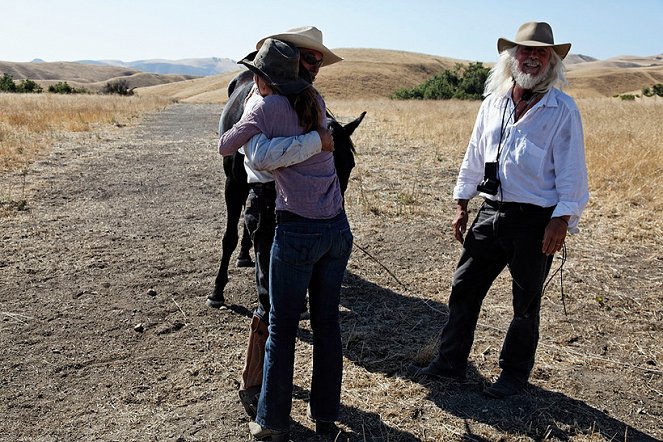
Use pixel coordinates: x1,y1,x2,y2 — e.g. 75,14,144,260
287,87,322,132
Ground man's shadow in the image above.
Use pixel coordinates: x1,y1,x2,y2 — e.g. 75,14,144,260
284,385,421,441
298,271,659,441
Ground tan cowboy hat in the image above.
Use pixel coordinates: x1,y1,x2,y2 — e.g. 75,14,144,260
238,38,310,95
497,21,571,59
256,26,343,67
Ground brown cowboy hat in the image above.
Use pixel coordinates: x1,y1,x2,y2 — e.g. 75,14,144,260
256,26,343,67
238,38,310,95
497,21,571,59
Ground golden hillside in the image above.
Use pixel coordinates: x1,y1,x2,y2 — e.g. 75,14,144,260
136,48,467,103
136,49,663,103
0,60,196,92
565,56,663,97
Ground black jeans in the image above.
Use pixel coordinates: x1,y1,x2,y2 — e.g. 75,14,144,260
244,182,277,324
431,199,554,383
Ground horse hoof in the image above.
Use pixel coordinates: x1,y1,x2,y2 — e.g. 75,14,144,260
206,293,225,309
236,258,255,268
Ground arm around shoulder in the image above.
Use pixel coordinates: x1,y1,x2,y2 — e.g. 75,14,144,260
244,131,323,171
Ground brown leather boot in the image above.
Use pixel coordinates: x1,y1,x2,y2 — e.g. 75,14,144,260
238,315,268,418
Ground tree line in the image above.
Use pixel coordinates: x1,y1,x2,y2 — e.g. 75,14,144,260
0,73,134,95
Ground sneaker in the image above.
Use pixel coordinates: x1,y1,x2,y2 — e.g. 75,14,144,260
307,403,339,436
239,386,260,419
248,421,289,441
483,374,526,399
406,363,466,382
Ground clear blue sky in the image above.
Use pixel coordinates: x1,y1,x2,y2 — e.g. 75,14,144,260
2,0,661,63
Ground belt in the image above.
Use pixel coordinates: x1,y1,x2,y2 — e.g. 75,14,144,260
483,198,549,212
275,210,308,223
249,181,276,190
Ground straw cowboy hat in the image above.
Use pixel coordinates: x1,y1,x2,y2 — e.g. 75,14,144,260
238,38,311,95
497,21,571,59
256,26,343,67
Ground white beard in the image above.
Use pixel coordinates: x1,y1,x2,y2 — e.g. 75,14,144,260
510,57,551,90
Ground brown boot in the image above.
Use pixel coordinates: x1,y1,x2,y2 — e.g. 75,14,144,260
238,315,268,418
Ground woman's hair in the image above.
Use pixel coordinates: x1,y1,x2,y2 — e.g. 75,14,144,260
287,87,322,132
256,73,322,131
483,46,568,97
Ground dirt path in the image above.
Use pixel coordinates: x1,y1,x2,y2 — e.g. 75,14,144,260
1,103,661,441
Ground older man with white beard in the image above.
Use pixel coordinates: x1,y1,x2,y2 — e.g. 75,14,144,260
409,22,589,398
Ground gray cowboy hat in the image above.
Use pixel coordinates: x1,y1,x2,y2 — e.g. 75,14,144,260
256,26,343,67
238,38,311,95
497,21,571,59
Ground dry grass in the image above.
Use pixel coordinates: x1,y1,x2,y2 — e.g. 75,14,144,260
0,93,172,172
3,90,661,246
327,96,663,244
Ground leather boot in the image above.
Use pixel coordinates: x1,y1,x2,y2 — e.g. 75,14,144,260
239,315,268,418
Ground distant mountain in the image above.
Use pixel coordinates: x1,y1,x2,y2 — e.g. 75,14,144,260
564,54,598,65
0,60,198,92
77,57,241,77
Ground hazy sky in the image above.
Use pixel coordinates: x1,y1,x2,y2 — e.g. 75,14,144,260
2,0,661,63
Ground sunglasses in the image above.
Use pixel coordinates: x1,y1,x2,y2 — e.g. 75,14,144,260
301,51,324,68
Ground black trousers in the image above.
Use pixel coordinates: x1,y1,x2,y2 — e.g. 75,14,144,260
431,199,554,383
244,182,277,324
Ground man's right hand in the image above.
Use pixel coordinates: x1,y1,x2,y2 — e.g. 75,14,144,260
452,200,470,244
317,128,334,152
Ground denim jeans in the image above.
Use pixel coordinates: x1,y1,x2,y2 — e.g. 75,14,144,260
431,200,554,383
244,183,277,323
255,211,353,431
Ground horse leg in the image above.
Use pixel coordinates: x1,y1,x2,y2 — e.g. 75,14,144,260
207,177,245,307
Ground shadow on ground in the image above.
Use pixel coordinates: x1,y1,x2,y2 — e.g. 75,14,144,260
223,269,656,441
333,271,658,442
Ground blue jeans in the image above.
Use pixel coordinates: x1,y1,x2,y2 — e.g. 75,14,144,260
255,211,353,432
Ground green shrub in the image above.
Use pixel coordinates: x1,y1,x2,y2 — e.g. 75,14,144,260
392,62,489,101
641,83,663,98
0,73,17,92
1,74,44,93
653,83,663,97
102,79,133,96
47,81,86,94
620,94,637,101
17,79,43,93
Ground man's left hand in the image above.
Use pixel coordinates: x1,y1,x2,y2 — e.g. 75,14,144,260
542,217,568,255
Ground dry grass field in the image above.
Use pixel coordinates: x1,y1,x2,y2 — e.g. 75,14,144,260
1,49,662,441
0,93,172,173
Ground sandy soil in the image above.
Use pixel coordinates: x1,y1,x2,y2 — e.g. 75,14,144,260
1,103,661,441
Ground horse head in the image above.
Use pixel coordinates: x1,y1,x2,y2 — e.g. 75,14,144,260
329,111,366,195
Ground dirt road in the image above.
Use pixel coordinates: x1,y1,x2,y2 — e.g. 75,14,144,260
1,103,661,441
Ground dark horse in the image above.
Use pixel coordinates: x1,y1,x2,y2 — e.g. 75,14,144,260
209,70,365,306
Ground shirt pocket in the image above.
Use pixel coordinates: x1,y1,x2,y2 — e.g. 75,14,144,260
512,136,546,179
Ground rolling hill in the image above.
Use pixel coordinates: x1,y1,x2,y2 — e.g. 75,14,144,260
135,49,663,102
565,54,663,97
3,50,663,100
136,48,469,102
0,60,199,92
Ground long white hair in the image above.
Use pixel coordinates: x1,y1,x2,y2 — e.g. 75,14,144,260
483,47,567,97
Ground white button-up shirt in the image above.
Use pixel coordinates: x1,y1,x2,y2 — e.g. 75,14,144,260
453,88,589,233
